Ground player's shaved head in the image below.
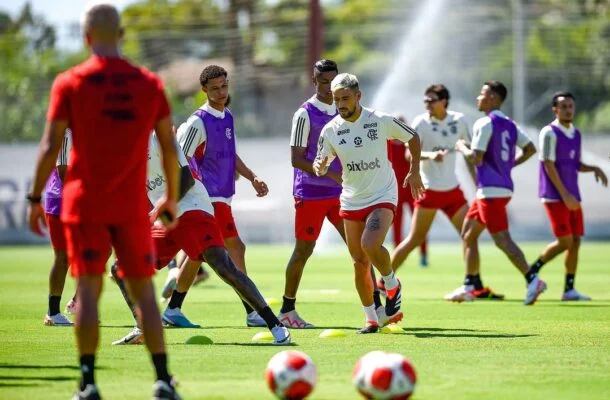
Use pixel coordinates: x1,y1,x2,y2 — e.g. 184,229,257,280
82,3,122,42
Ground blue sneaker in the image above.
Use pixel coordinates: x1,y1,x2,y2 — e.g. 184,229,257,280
419,253,428,267
162,308,200,328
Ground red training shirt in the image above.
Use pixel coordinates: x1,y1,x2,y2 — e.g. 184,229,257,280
387,139,414,202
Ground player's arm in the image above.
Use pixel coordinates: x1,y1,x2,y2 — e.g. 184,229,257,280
313,128,336,176
458,118,491,166
236,154,268,197
176,138,195,200
153,115,180,227
389,116,425,200
56,129,71,182
176,116,205,162
579,162,608,187
514,128,536,166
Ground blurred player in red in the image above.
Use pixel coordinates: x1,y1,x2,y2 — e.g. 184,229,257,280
26,4,180,399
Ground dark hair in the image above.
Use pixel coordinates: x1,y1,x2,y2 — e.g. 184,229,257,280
425,83,450,107
552,91,575,107
484,80,508,102
199,65,227,87
314,59,338,74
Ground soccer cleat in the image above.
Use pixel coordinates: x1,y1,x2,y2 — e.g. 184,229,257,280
192,266,210,287
44,313,73,326
160,267,179,303
270,325,292,345
152,378,181,400
277,310,314,329
65,299,77,314
561,289,591,301
524,276,547,305
471,287,505,300
246,311,268,328
112,326,144,345
376,306,403,328
444,285,475,303
384,280,402,317
377,278,386,298
162,308,200,328
357,323,379,334
419,253,428,267
73,384,101,400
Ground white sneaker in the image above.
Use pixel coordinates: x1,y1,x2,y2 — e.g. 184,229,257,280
44,313,73,326
444,285,474,303
524,276,547,305
65,299,77,315
277,310,314,328
561,289,591,301
271,325,292,345
160,267,179,303
112,326,144,345
246,311,267,327
375,306,403,327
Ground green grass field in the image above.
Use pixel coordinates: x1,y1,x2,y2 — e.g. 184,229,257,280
0,242,609,399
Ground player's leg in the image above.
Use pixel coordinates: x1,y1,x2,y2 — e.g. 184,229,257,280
392,200,405,247
161,257,201,329
406,201,428,266
391,206,436,272
159,256,180,303
44,213,73,326
562,208,589,300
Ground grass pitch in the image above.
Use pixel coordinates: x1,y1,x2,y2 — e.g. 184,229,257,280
0,242,609,399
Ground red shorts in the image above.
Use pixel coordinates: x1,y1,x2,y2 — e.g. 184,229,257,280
294,197,342,241
212,202,239,239
45,213,67,251
339,203,396,222
544,202,584,237
415,186,467,218
152,210,225,269
466,197,511,234
64,220,154,278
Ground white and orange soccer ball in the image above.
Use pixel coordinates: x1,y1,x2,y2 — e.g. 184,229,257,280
265,350,317,400
352,351,417,400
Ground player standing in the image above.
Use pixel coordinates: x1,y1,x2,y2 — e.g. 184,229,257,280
446,81,545,305
27,4,180,399
314,73,424,333
528,92,607,300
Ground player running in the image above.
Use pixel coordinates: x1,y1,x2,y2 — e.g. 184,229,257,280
176,65,268,328
314,73,424,333
446,81,545,305
111,133,291,345
27,4,180,399
528,92,607,300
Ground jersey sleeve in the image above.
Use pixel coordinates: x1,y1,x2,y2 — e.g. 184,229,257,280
176,115,206,158
175,137,191,168
538,126,556,161
387,115,417,142
290,108,311,147
457,114,472,141
47,73,70,121
56,129,72,166
516,126,533,149
471,116,492,152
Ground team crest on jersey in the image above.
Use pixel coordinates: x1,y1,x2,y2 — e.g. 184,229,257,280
354,136,363,147
569,150,576,159
225,128,232,140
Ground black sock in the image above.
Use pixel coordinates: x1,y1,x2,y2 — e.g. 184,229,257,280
472,275,484,290
79,354,95,390
168,290,187,310
242,300,254,314
373,291,382,309
151,353,171,384
464,275,483,290
565,274,575,292
529,257,546,274
48,295,61,316
197,266,204,274
258,306,282,329
525,270,537,284
280,296,296,314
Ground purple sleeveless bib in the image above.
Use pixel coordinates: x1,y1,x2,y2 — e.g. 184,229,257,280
539,125,581,201
476,113,517,191
44,168,62,215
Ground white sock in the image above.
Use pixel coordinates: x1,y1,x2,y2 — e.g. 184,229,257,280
363,304,378,325
382,272,399,291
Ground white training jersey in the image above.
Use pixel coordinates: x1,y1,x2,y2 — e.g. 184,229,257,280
411,110,470,191
316,107,417,210
57,128,73,166
147,132,215,218
290,95,336,147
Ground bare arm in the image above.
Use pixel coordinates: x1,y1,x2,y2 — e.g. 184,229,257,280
153,116,180,227
404,134,425,200
579,162,608,187
237,154,269,197
291,146,341,184
543,160,580,210
514,142,536,166
179,165,195,200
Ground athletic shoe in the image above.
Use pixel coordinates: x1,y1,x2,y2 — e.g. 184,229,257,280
376,306,403,327
111,327,144,345
561,289,591,301
160,268,179,303
357,323,379,334
246,311,268,328
44,313,73,326
420,253,428,268
192,266,210,286
377,278,386,298
73,384,101,400
524,276,547,305
65,299,77,315
444,285,475,303
471,287,505,300
384,280,402,317
162,308,200,328
271,325,292,345
277,310,314,329
152,378,181,400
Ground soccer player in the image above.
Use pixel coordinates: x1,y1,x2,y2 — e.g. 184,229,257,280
314,73,424,333
446,81,546,305
111,133,291,345
43,128,78,326
26,4,180,399
528,92,607,300
177,65,268,327
389,85,478,289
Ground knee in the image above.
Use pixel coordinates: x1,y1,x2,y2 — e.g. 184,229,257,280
491,233,512,250
234,237,246,255
293,241,315,262
461,229,476,246
558,236,576,251
571,236,581,249
360,238,381,257
54,251,69,268
205,247,236,278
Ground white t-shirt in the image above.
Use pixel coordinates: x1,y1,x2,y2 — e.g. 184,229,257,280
411,110,470,191
57,128,72,166
290,96,336,147
316,107,416,210
538,119,579,202
471,109,533,199
147,132,215,218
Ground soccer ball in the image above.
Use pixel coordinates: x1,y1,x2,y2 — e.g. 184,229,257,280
265,350,317,400
352,351,417,399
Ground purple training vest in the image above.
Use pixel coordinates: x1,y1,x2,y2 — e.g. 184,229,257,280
192,108,236,198
476,113,517,191
539,125,581,201
44,168,62,216
293,102,342,200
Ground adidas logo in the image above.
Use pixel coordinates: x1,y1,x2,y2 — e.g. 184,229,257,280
339,138,347,145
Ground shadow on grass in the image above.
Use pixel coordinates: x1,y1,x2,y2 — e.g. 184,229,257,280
404,327,492,332
175,342,298,347
0,375,74,381
0,382,42,388
409,332,537,339
0,364,105,371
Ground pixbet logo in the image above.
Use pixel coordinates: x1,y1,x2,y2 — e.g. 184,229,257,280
346,158,381,172
146,173,166,191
